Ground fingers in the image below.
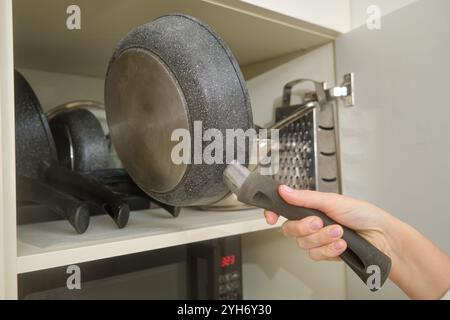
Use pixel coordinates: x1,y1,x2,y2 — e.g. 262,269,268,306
282,216,323,237
264,211,279,225
266,185,353,262
278,185,346,213
266,185,356,227
294,225,343,249
308,239,347,261
281,214,346,261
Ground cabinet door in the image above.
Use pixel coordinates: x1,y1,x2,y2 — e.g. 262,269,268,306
335,0,450,299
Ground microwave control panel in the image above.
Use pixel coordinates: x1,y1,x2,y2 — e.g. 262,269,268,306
187,235,242,300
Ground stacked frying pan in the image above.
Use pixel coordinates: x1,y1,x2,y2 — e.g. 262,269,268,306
15,72,178,234
15,70,132,233
47,101,181,217
16,14,391,288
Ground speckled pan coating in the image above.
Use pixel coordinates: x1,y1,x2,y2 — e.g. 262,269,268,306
105,14,253,206
14,70,57,179
49,109,109,172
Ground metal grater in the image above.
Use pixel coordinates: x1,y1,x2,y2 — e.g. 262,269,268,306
271,74,355,194
274,107,317,190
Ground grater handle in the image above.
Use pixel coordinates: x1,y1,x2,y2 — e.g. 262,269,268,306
236,172,392,291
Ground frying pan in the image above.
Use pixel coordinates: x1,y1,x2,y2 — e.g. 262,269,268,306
47,105,180,217
46,101,124,169
14,71,129,229
105,14,253,207
48,105,109,172
15,70,89,233
105,14,391,289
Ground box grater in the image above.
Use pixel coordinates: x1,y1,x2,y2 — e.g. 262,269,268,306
272,75,348,194
274,106,317,190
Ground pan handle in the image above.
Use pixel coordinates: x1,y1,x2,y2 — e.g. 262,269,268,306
87,168,181,217
41,163,130,228
236,172,392,291
16,176,90,234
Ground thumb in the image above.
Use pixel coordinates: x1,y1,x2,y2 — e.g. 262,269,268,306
278,185,343,214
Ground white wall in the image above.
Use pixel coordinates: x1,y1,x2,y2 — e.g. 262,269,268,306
350,0,418,29
242,43,347,300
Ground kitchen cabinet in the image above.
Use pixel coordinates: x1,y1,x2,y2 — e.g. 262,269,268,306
1,0,347,299
1,0,448,300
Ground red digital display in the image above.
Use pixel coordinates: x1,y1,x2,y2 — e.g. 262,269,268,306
221,255,236,268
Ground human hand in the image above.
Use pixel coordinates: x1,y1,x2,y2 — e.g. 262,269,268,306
265,185,393,262
265,185,450,299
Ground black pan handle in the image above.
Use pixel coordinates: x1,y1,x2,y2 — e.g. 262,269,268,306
41,164,130,228
82,168,131,185
236,172,392,291
16,176,90,234
85,168,181,217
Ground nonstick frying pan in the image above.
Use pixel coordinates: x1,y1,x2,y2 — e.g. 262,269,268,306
46,100,122,170
48,107,109,173
105,14,253,207
105,14,391,289
14,71,129,229
15,70,89,233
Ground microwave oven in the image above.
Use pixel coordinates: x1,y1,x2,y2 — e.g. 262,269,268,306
19,236,242,300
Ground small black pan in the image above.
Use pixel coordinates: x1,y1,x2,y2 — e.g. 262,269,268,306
104,14,391,289
15,71,89,233
14,71,129,230
48,108,109,173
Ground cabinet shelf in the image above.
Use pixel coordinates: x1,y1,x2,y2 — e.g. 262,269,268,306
12,0,338,78
17,207,280,274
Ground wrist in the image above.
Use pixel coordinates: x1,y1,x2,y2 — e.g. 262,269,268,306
377,212,450,299
374,211,410,283
351,202,449,299
378,212,405,257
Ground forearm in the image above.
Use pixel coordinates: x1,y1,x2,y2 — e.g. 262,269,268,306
382,214,450,299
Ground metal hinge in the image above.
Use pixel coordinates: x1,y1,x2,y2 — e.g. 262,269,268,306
324,73,355,107
282,73,355,109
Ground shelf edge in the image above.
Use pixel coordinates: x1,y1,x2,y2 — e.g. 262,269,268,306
17,218,280,274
